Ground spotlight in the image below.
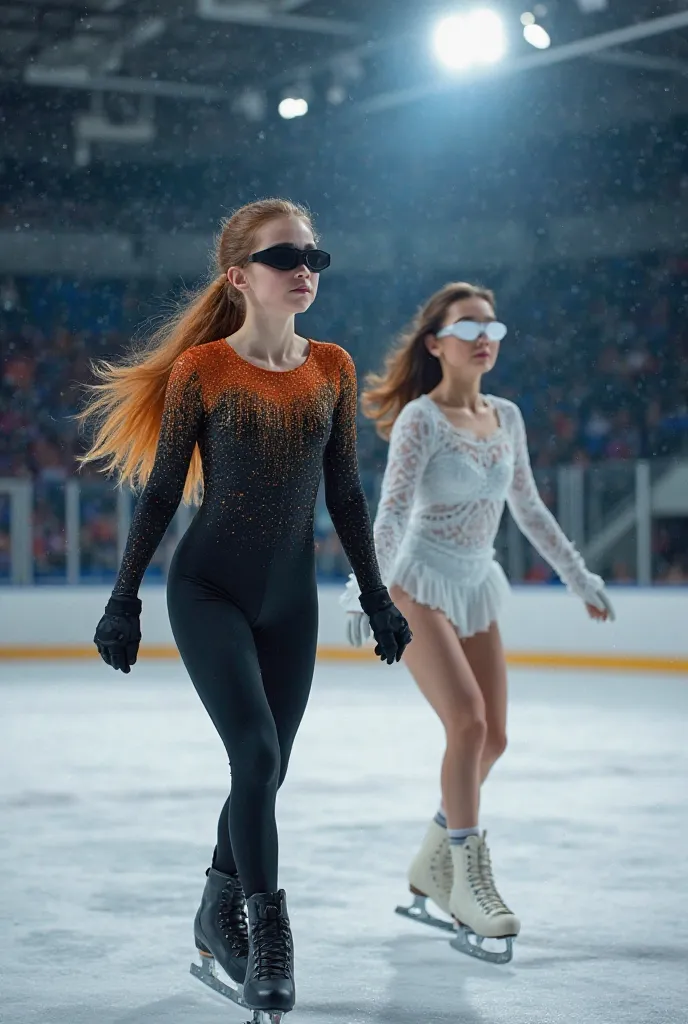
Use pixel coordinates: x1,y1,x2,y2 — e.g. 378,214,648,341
432,9,507,71
523,22,551,48
278,96,309,119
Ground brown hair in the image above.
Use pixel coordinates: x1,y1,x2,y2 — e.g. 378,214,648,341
78,197,314,502
361,281,495,440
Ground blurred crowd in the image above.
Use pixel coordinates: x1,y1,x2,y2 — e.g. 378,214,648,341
1,249,687,584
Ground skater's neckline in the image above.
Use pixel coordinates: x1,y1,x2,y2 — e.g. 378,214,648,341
223,338,314,375
420,393,504,444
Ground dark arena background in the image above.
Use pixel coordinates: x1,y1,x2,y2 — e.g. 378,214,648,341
1,2,687,1023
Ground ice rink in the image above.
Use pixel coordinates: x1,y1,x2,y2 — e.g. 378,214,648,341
1,658,686,1024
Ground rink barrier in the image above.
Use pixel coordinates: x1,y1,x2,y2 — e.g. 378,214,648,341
0,644,687,674
1,585,687,674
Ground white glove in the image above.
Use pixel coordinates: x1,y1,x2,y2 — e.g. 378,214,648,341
345,611,371,648
586,586,616,622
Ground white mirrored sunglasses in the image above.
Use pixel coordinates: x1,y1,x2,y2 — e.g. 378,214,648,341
437,320,507,343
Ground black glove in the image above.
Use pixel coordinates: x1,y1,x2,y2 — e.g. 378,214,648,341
94,595,142,674
359,587,413,665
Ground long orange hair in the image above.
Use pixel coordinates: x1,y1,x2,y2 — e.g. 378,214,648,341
361,281,496,440
78,198,314,503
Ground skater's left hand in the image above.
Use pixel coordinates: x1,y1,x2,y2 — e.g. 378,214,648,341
358,587,413,664
585,587,615,623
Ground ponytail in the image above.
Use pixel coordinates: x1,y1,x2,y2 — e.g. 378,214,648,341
78,197,313,502
78,276,243,502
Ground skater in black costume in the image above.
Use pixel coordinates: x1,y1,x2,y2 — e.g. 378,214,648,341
79,198,412,1022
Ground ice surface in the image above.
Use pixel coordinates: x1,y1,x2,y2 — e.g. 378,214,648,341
1,660,687,1024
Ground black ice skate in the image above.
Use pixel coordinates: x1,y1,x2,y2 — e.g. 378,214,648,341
190,866,249,1001
242,889,295,1022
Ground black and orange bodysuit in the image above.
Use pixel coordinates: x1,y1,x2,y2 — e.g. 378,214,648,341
111,338,383,897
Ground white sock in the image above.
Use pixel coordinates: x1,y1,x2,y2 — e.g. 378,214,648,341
434,808,447,828
448,826,480,846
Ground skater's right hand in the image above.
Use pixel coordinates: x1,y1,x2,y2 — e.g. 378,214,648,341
585,587,615,623
94,595,142,673
358,588,413,665
346,611,371,648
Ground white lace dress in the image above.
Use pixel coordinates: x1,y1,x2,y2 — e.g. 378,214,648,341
341,394,604,638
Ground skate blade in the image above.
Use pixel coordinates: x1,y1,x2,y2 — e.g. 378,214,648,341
395,894,455,933
190,953,247,1007
191,955,289,1022
450,925,515,965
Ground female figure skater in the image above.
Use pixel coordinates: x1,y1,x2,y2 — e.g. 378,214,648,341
341,282,614,963
79,198,411,1021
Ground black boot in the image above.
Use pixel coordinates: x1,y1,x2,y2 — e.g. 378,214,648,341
243,890,295,1013
194,866,249,985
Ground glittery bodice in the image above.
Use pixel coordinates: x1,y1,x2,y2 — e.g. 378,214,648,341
113,338,383,598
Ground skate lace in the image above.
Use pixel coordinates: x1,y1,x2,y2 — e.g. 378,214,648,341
477,840,513,917
464,846,511,917
218,881,249,957
250,916,292,980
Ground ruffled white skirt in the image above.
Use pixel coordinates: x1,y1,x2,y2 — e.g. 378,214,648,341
342,532,511,639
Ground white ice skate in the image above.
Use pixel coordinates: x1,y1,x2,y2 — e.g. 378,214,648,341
448,832,520,965
190,953,286,1023
395,820,455,933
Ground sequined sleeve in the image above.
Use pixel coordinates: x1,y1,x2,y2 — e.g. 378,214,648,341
112,352,204,597
322,350,384,596
504,400,604,601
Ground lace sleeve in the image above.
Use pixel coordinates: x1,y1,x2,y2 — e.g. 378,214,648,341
340,400,435,610
504,401,604,601
112,351,204,598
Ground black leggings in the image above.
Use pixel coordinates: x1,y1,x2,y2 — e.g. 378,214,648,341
167,544,318,898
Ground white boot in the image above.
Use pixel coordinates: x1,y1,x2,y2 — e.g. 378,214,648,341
407,819,453,914
395,820,454,932
448,833,520,940
478,831,520,930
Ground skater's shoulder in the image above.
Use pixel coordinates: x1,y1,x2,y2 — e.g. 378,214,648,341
400,394,438,422
391,396,438,437
171,340,227,378
486,394,525,428
308,339,356,373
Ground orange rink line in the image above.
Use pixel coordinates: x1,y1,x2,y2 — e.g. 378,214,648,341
0,645,687,674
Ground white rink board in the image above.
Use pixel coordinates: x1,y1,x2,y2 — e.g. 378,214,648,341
0,584,687,667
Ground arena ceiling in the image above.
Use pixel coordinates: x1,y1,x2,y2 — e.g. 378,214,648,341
1,0,688,166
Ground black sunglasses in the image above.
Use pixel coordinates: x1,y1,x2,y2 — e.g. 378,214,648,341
247,245,331,273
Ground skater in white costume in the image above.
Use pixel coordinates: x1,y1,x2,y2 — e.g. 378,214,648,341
341,282,615,963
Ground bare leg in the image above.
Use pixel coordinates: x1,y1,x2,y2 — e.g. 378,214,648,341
462,622,509,783
390,586,486,830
